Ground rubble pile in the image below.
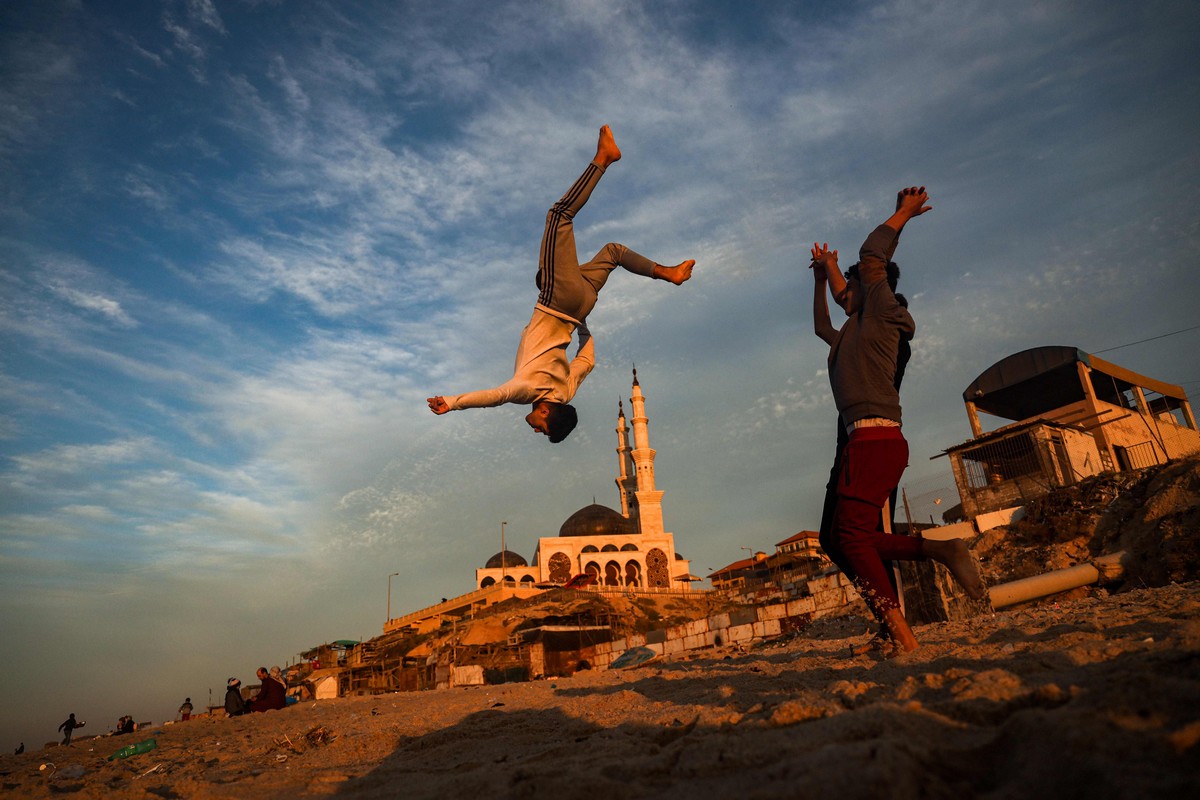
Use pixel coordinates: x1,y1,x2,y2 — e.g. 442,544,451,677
974,455,1200,591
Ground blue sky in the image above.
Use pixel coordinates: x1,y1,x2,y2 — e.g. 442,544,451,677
2,0,1199,747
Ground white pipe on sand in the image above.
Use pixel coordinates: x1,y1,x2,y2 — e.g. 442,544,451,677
988,552,1126,610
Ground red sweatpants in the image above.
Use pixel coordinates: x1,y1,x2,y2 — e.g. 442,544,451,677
834,426,924,612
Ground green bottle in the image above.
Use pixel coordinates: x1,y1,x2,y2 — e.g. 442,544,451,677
107,738,157,761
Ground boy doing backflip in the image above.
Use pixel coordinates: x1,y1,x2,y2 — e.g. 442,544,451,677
811,186,986,653
427,126,694,442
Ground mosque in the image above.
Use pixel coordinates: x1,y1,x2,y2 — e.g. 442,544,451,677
474,368,696,592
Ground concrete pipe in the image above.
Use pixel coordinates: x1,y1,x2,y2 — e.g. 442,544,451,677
988,552,1126,610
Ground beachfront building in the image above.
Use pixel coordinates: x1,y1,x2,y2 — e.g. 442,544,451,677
945,346,1200,519
474,368,695,592
708,531,831,594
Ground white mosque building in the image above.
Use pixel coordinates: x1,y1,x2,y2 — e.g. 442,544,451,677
474,368,695,592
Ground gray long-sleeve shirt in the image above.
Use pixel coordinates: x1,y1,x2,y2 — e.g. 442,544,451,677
828,224,916,425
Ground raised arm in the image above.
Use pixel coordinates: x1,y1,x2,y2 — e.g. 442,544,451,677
810,243,839,345
884,186,932,235
859,186,931,286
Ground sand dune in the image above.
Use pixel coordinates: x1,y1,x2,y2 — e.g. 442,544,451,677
5,580,1198,799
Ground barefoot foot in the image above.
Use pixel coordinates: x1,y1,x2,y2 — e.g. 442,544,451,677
653,259,695,285
881,607,919,653
922,538,988,600
595,124,621,168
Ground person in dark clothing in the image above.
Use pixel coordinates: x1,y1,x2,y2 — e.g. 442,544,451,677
810,187,986,653
179,697,193,721
814,257,912,654
224,678,247,717
14,743,24,755
247,666,286,712
57,713,84,745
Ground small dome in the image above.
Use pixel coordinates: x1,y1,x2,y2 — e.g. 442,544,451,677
485,550,528,569
558,503,636,538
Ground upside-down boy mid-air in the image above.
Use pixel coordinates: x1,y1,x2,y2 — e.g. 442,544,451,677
427,125,694,443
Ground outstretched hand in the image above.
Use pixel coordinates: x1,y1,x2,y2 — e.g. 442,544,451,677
895,186,932,218
427,396,450,415
810,242,838,279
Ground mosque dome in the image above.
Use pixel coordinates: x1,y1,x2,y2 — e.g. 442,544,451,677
558,503,637,538
485,550,528,569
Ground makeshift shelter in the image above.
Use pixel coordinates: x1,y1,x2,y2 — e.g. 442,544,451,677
948,346,1199,518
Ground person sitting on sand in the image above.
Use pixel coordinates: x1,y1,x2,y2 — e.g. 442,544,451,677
225,678,247,717
809,186,987,653
248,666,286,712
427,125,695,443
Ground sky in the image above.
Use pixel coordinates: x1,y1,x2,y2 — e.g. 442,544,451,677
2,0,1199,749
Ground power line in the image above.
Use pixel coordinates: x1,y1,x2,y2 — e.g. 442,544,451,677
1092,324,1200,355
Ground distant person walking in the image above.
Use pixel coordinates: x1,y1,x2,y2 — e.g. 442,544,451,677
224,678,247,717
14,742,24,755
57,713,84,746
179,697,193,721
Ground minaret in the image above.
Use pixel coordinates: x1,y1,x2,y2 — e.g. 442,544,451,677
615,399,638,521
629,367,665,537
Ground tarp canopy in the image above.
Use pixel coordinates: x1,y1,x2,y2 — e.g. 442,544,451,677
963,345,1187,422
964,346,1088,421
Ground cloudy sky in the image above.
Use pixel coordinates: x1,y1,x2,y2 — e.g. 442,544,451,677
2,0,1198,747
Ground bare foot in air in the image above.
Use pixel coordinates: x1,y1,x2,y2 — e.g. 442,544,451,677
594,124,621,168
653,259,695,285
922,538,988,600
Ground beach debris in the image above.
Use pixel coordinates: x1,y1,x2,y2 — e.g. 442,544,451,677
610,645,658,670
274,733,302,754
108,738,157,761
305,726,335,747
135,763,164,779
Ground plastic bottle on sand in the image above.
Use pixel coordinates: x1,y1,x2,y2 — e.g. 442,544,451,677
107,738,157,761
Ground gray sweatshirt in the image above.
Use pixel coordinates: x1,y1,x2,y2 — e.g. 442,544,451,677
828,225,916,425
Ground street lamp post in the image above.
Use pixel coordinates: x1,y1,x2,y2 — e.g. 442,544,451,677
386,572,400,624
500,521,508,585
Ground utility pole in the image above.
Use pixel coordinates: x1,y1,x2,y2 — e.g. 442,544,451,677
500,521,508,585
387,572,400,624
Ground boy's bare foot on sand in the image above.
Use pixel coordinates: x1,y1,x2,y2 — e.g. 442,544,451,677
922,538,988,600
594,124,621,168
653,259,695,285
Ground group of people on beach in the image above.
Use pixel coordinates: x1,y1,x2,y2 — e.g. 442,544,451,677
427,125,987,653
43,666,290,750
224,666,288,717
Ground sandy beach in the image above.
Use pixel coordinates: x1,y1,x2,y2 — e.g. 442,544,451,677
4,579,1198,799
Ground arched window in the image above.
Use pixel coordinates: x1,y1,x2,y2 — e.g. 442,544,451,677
480,576,496,589
581,545,600,553
624,560,642,587
604,560,621,587
584,561,601,582
646,548,669,588
520,575,535,585
620,543,639,551
548,552,572,584
601,544,618,552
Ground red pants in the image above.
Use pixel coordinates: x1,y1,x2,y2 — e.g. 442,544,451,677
834,426,924,612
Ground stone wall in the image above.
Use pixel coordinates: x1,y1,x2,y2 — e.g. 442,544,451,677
593,572,866,668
